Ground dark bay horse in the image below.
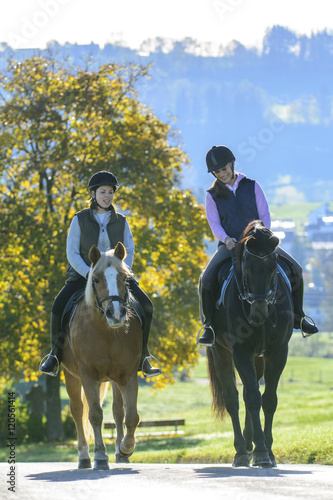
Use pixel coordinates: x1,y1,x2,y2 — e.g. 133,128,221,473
61,242,142,470
207,220,294,467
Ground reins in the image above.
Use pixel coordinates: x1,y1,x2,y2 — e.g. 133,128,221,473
91,278,129,316
240,247,278,307
233,246,278,329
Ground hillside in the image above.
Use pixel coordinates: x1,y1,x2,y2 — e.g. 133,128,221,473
1,26,333,204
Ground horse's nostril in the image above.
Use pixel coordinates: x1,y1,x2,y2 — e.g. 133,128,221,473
105,308,113,319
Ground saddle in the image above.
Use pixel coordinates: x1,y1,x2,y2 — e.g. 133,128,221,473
215,258,292,309
61,288,146,338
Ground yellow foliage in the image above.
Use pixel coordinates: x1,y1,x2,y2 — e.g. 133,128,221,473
0,54,208,391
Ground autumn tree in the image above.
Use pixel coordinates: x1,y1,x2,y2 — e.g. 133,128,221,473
0,55,208,437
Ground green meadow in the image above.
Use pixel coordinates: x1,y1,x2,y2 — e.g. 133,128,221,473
1,352,332,465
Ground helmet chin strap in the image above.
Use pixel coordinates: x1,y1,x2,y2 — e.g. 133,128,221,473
92,197,112,211
91,187,113,211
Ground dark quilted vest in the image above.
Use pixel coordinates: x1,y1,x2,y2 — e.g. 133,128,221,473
66,206,126,280
208,178,259,240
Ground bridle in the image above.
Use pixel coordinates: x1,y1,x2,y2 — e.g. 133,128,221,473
91,277,129,316
238,246,278,307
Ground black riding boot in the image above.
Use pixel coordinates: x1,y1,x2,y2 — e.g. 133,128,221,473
39,313,65,376
292,277,318,337
197,285,216,346
139,316,162,378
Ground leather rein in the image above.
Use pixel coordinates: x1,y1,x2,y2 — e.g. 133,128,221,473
239,247,278,307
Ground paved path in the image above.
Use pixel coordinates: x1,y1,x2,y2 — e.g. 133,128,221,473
1,462,332,500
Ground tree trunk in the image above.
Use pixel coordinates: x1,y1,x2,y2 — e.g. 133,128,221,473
46,374,64,440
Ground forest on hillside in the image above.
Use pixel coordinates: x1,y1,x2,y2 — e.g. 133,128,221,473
1,26,333,204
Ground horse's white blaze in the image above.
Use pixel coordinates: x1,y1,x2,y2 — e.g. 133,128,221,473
105,266,122,321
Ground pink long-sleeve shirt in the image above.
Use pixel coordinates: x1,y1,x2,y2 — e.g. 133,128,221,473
206,172,271,244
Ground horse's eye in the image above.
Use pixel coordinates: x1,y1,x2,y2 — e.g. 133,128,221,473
94,278,100,284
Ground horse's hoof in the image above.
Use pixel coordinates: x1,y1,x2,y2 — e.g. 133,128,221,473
78,458,92,469
232,453,250,467
94,459,109,470
252,452,273,467
115,453,130,464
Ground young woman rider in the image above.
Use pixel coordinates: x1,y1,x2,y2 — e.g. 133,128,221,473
40,171,161,377
197,145,319,346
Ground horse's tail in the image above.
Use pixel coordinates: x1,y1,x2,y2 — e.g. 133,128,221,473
82,382,109,442
206,348,227,421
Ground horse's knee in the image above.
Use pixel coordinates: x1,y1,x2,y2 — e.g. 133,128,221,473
244,390,262,411
262,392,277,414
89,404,103,427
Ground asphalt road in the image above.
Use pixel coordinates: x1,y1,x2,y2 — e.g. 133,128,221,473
1,462,332,500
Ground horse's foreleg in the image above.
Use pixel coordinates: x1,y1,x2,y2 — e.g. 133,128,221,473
262,345,289,467
243,357,264,457
118,373,139,461
63,367,91,469
80,371,109,470
111,382,126,463
233,344,272,467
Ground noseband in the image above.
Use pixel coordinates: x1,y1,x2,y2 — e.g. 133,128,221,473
91,278,129,316
239,247,278,306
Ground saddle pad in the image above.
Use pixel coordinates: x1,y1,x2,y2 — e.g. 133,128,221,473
216,268,234,308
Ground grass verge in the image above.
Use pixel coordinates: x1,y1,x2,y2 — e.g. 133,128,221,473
1,356,332,465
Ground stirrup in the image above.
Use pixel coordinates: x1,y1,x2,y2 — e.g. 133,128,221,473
141,355,162,379
300,315,318,338
196,324,216,347
39,354,60,377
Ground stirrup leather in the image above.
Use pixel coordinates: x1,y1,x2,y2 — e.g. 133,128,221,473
300,315,317,338
141,354,162,379
196,324,216,346
39,354,60,377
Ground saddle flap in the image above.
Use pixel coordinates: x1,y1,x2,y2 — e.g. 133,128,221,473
61,289,85,333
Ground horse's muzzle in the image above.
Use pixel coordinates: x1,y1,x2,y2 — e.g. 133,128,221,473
105,301,127,326
249,300,268,325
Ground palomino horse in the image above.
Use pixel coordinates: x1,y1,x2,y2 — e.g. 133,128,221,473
61,242,142,469
207,221,294,467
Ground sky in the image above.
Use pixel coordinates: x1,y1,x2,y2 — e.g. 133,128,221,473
1,0,333,52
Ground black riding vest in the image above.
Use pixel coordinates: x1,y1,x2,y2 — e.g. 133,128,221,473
66,206,126,280
208,177,259,241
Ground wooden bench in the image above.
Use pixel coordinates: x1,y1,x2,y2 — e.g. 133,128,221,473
104,418,185,437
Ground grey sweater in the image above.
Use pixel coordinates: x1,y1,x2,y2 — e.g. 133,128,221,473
66,210,135,278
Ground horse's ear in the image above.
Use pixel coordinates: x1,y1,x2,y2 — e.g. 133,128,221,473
246,236,255,251
89,245,101,267
269,235,280,249
114,241,126,261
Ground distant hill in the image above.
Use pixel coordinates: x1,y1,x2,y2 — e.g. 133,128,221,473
270,202,333,227
1,26,333,205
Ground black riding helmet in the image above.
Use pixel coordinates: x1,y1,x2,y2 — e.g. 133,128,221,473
88,171,119,191
206,145,235,173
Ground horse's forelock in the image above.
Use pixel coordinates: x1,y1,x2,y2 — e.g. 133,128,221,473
235,221,275,263
93,249,131,275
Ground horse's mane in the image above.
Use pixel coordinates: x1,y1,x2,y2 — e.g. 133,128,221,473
85,249,133,306
234,220,276,263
